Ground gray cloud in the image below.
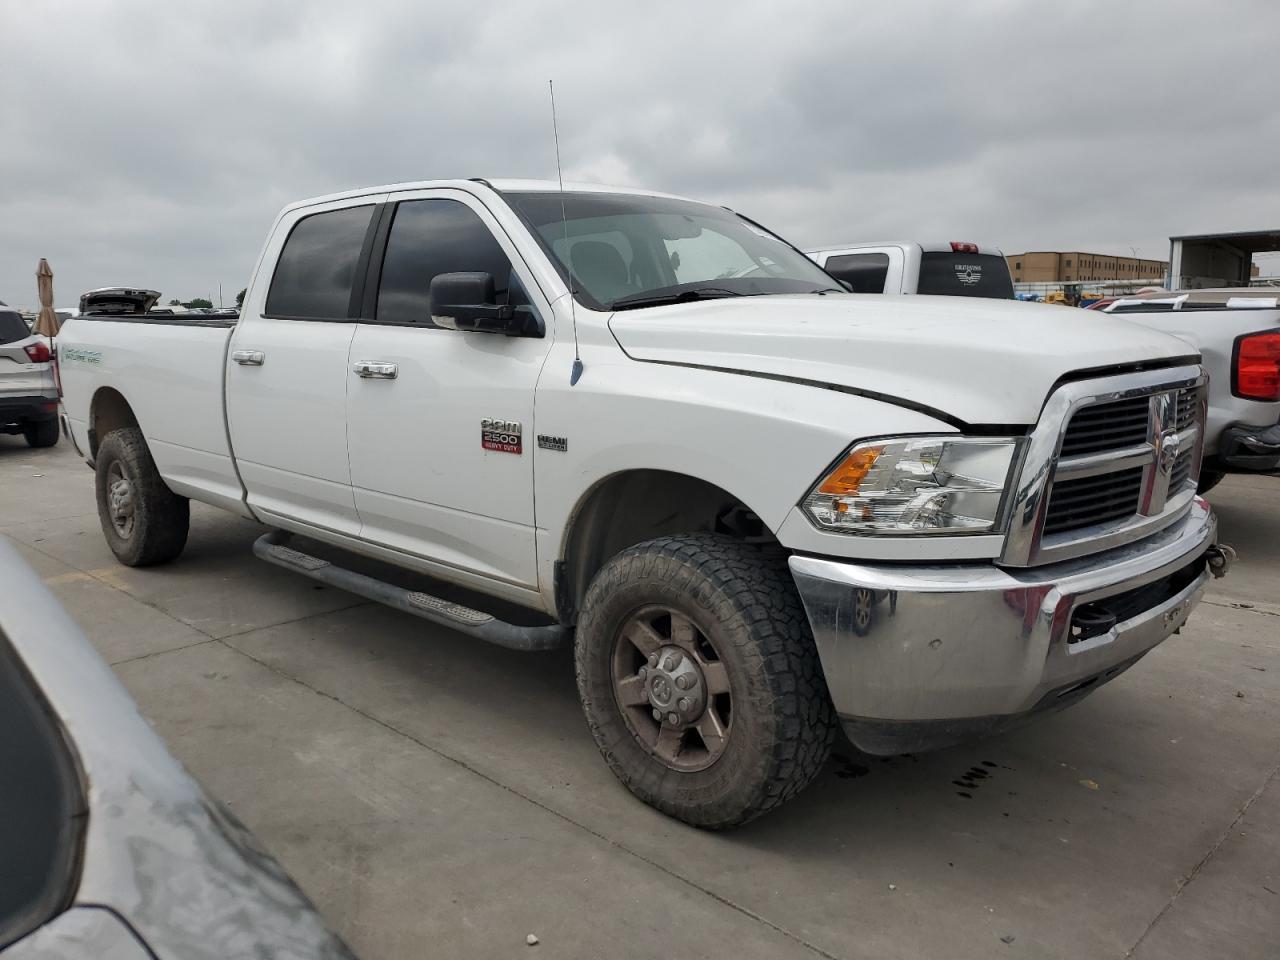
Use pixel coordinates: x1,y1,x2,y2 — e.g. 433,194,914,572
3,0,1278,309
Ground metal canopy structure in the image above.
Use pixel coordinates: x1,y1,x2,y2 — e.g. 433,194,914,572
1168,229,1280,289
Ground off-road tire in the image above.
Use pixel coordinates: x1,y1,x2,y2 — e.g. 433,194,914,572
575,534,837,829
95,427,189,566
22,418,59,448
1197,469,1225,495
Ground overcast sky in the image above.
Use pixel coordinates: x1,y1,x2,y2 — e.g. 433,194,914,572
3,0,1279,308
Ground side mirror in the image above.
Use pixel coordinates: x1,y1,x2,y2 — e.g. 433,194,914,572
429,272,536,336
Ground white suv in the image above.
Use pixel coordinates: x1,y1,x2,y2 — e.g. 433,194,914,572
0,307,59,447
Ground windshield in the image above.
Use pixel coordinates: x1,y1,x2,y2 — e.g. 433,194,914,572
506,192,838,311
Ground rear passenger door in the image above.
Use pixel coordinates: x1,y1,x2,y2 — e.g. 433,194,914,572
345,189,554,591
227,196,384,535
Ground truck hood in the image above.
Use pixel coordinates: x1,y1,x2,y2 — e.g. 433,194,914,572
608,294,1197,425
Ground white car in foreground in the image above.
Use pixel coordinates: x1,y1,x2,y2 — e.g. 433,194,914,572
57,179,1231,827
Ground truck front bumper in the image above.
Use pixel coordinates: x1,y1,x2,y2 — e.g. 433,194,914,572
789,499,1223,755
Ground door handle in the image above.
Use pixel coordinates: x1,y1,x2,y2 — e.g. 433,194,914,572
353,361,398,380
232,350,265,366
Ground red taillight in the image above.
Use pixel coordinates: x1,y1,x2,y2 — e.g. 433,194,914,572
24,341,51,363
1234,331,1280,401
950,242,980,254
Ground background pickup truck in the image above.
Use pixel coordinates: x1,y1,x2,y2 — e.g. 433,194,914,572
58,179,1230,828
807,240,1015,298
1101,288,1280,491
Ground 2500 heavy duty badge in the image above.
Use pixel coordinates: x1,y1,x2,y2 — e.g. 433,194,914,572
481,418,522,454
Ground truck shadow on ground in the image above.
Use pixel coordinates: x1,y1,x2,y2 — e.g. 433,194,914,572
100,506,1262,880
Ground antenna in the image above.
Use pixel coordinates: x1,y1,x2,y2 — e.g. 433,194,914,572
549,80,584,386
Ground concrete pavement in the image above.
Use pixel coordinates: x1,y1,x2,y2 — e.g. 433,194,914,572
3,437,1277,959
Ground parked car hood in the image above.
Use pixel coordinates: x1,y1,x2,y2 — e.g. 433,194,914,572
607,294,1197,425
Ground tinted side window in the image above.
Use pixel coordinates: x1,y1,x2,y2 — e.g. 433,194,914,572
376,199,522,326
265,205,373,320
824,253,890,293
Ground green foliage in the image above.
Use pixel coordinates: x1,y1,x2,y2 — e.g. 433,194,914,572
185,298,214,309
235,287,247,309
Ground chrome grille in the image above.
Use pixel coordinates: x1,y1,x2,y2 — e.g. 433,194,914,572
1001,367,1207,568
1042,383,1203,545
1169,449,1194,490
1058,395,1150,457
1043,466,1144,535
1174,389,1198,432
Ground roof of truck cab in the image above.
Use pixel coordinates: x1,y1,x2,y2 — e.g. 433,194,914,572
283,179,696,213
805,241,1006,257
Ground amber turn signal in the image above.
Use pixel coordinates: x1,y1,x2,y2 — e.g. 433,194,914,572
817,445,884,496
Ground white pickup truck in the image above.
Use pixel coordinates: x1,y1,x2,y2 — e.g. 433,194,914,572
58,180,1233,828
1100,288,1280,491
807,241,1015,298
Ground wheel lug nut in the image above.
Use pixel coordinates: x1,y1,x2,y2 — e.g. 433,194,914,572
677,697,691,712
648,654,658,668
652,708,663,721
637,667,648,681
675,674,693,690
667,713,679,725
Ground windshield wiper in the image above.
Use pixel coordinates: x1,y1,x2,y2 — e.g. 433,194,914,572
609,287,744,312
809,287,845,295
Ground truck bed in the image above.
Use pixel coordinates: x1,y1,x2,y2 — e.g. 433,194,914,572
58,315,249,516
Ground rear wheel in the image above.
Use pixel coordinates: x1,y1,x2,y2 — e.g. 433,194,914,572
94,427,189,566
22,419,58,448
575,534,836,829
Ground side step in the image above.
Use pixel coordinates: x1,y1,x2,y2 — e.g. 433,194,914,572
252,531,568,652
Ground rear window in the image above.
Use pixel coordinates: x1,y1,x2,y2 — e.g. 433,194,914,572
265,205,374,320
824,253,889,293
917,253,1014,299
0,311,29,344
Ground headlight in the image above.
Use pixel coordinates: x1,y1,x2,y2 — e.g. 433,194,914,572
801,436,1020,535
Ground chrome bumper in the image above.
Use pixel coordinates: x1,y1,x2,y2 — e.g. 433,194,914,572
789,499,1220,755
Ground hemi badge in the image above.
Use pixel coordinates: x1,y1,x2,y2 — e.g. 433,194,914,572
537,435,567,452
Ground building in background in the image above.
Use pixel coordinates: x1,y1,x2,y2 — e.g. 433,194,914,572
1168,229,1278,288
1006,251,1168,284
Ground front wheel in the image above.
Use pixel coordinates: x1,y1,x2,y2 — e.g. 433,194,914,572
575,534,836,829
95,427,190,566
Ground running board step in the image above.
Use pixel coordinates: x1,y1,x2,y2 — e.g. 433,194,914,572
252,531,568,651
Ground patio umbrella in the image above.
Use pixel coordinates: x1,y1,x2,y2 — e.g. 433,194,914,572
33,258,60,337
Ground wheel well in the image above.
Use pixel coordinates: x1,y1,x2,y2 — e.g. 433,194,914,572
88,388,139,460
556,470,776,624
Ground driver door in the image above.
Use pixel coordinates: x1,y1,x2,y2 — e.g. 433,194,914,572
345,189,554,591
